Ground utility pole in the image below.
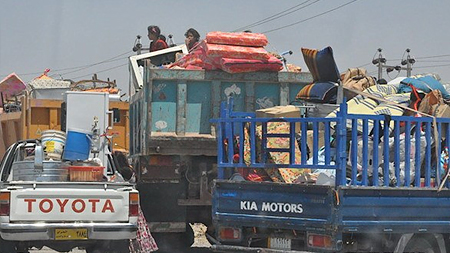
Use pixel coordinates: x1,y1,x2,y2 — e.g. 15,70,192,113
372,48,415,81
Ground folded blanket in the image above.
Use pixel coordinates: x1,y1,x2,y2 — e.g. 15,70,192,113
400,75,450,99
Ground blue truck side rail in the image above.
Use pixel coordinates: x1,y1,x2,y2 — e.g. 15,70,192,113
211,99,450,252
215,99,450,188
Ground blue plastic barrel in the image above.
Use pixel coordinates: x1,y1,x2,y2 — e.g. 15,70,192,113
62,129,91,161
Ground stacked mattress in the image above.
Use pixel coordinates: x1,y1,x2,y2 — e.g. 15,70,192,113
169,31,283,73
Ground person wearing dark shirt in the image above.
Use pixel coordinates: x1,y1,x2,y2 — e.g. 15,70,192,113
148,25,168,52
147,25,169,66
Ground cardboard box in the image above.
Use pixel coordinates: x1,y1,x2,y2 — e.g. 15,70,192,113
256,105,301,132
432,104,450,138
69,166,104,182
306,130,325,157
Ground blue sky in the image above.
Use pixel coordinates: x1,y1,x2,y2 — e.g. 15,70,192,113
1,0,449,96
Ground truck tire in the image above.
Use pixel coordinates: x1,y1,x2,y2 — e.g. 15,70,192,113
404,234,440,253
153,224,194,252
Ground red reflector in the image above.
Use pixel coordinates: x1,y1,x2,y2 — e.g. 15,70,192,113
0,203,9,216
308,234,332,248
129,204,139,217
129,192,139,217
0,192,10,216
219,227,241,240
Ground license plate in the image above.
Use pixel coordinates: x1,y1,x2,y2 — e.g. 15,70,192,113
268,237,291,250
55,228,88,240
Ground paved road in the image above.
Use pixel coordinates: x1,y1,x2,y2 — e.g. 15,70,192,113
28,223,214,252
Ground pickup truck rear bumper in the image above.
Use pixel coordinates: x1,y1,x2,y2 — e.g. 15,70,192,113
0,222,137,241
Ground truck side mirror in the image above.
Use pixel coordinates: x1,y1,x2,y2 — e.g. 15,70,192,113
34,142,44,172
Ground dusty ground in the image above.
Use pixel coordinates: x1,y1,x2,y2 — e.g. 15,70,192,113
30,223,212,252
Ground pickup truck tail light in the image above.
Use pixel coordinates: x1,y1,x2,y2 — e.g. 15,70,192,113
307,233,332,249
129,192,139,217
0,192,10,216
218,227,242,241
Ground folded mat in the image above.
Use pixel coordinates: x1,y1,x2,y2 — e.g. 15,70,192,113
220,56,283,73
205,42,270,61
206,31,268,47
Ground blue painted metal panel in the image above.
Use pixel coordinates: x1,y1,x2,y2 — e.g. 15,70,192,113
213,180,334,229
220,81,246,112
289,83,306,104
186,81,211,133
151,102,176,132
151,80,177,103
254,83,280,110
150,80,177,132
339,187,450,233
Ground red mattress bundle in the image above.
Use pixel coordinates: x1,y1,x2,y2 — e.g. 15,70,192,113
220,56,283,73
205,43,270,61
169,31,283,73
206,31,268,47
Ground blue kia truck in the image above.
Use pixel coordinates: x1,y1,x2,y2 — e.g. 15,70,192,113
211,100,450,253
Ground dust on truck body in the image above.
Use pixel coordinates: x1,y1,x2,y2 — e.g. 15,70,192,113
211,100,450,252
128,65,312,245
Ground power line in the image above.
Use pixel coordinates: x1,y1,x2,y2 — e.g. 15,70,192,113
262,0,359,34
68,63,128,80
50,51,131,73
416,54,450,60
416,59,450,63
414,63,450,69
0,50,132,78
51,56,128,78
232,0,320,32
50,51,132,78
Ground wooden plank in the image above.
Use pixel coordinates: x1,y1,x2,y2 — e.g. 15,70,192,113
4,120,17,147
110,101,130,110
0,122,6,155
49,108,59,130
29,99,62,108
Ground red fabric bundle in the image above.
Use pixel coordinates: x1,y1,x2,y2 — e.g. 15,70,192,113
206,31,268,47
205,43,270,61
220,56,283,73
169,47,219,70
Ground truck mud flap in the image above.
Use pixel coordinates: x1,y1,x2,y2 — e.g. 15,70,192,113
211,244,310,253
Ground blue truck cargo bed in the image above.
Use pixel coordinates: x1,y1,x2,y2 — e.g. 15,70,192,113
212,100,450,252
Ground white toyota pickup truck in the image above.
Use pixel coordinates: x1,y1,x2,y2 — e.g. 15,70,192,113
0,140,139,253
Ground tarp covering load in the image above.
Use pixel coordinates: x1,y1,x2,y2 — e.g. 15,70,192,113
169,31,283,73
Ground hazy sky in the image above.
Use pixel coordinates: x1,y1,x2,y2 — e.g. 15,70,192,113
1,0,450,97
